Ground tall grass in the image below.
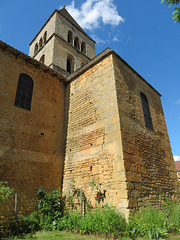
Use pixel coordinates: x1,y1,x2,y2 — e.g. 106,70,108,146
57,205,126,236
4,187,180,240
127,200,180,239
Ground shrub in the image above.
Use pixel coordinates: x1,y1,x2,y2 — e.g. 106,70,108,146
36,187,65,230
0,182,13,204
82,205,126,235
57,205,126,236
9,212,40,236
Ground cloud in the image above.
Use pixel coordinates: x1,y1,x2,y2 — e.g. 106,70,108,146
176,99,180,104
174,156,180,161
91,34,106,44
113,36,119,42
64,0,124,30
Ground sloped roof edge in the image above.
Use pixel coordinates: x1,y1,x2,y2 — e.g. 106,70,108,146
29,10,57,46
58,8,95,43
0,40,66,81
29,8,95,46
68,48,161,97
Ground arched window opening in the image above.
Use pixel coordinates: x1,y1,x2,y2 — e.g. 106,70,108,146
74,37,80,50
140,92,153,130
68,30,73,44
40,54,45,64
34,43,38,54
67,55,74,73
43,31,47,44
14,73,34,111
81,41,86,54
39,37,43,48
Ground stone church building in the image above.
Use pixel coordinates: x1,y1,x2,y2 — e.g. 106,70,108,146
0,7,177,221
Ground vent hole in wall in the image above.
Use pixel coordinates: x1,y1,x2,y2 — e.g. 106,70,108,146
90,166,92,171
41,133,44,136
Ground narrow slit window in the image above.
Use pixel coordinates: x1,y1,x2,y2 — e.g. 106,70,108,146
140,92,153,130
14,73,34,111
39,37,43,48
34,43,38,54
74,37,80,49
67,55,74,73
40,54,45,64
81,41,86,54
43,31,47,44
67,30,73,44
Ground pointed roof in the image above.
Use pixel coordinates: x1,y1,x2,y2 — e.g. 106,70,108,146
58,7,95,43
30,8,95,46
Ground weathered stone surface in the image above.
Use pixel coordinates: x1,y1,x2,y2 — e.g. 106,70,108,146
0,7,178,226
0,47,65,225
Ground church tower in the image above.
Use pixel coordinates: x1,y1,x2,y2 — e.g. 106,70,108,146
29,7,96,77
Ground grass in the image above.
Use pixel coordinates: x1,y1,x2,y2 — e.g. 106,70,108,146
5,230,180,240
6,230,107,240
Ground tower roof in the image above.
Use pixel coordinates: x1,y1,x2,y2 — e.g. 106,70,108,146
30,8,95,46
58,8,95,43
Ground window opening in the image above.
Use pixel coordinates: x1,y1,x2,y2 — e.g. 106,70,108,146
43,31,47,44
74,37,80,49
68,30,73,44
34,43,38,54
140,92,153,130
14,73,34,111
67,55,74,73
67,59,71,73
81,41,86,54
39,37,43,48
40,54,45,64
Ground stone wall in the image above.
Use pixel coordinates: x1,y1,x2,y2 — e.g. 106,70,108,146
0,47,65,225
63,54,129,218
113,54,177,209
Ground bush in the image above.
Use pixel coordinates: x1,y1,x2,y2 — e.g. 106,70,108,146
57,205,126,236
36,187,65,230
0,182,13,204
9,212,40,236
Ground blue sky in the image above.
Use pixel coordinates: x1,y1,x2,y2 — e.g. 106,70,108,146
0,0,179,161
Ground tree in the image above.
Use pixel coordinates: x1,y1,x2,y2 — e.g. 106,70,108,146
162,0,180,23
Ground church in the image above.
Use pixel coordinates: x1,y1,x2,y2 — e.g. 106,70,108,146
0,7,177,222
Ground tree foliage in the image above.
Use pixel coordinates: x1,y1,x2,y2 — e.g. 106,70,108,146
162,0,180,23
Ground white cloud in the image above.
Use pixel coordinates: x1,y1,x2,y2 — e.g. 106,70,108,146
174,156,180,161
64,0,124,30
91,34,106,44
176,99,180,104
113,36,119,42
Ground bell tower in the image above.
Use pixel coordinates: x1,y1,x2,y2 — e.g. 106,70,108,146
29,7,96,77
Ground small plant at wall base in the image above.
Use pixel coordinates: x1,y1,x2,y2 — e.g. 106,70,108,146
0,182,13,204
89,180,106,204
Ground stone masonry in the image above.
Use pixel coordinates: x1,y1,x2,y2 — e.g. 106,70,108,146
0,7,178,225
